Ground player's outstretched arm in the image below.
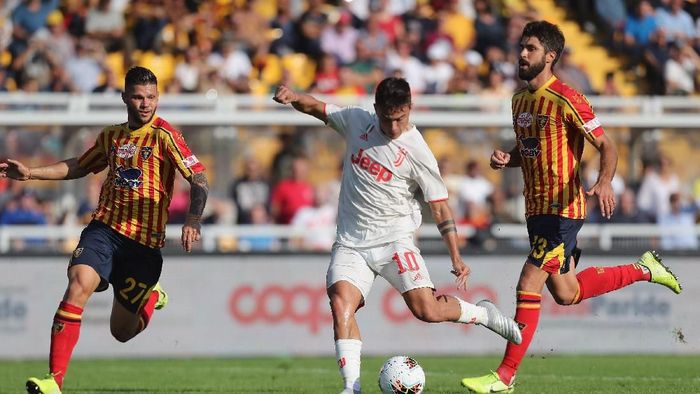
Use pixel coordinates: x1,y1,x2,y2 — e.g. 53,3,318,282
181,171,208,252
429,200,470,291
0,157,90,181
273,84,328,124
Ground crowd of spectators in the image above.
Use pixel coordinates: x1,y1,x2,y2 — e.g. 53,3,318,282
1,126,697,253
562,0,700,95
3,1,700,95
0,0,699,253
0,0,600,97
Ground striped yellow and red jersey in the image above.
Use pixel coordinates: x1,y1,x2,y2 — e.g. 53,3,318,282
511,76,604,219
78,116,205,248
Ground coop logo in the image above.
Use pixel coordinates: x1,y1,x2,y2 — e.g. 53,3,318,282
114,166,143,188
351,149,393,183
517,136,541,158
0,292,28,332
228,284,332,334
229,282,498,334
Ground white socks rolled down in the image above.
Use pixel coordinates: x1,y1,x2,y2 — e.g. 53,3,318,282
456,298,488,325
335,339,362,393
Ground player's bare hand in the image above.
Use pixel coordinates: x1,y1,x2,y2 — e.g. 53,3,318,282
273,85,298,105
450,260,471,291
586,181,615,219
490,150,510,170
0,159,31,180
181,218,201,253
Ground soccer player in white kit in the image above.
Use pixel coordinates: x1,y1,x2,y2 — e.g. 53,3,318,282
274,77,522,394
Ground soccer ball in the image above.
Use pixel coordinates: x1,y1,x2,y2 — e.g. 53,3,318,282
378,355,425,394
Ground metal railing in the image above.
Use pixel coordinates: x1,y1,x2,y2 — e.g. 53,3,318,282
0,223,696,254
0,224,475,254
1,93,700,127
490,223,699,252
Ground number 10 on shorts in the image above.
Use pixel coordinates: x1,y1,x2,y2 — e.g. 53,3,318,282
393,251,420,274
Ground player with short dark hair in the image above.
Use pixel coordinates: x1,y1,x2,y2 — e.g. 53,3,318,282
0,66,209,394
460,21,682,393
274,77,522,394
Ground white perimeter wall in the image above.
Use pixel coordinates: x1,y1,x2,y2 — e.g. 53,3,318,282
0,255,697,359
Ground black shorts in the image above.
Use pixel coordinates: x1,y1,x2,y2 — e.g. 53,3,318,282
69,220,163,313
526,214,584,274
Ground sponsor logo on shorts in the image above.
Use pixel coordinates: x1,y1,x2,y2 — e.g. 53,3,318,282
73,248,84,258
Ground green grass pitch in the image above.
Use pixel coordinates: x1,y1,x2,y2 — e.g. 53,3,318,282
1,355,698,393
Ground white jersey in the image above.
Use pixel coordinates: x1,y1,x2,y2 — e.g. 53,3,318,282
325,104,448,248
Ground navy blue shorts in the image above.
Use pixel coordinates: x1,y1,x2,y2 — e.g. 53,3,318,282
526,215,584,274
69,220,163,313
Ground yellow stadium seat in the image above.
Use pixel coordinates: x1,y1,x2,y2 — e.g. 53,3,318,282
259,53,283,86
104,52,126,89
135,51,176,86
282,53,316,90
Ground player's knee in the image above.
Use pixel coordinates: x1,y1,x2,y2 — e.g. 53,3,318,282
328,293,352,315
65,281,93,304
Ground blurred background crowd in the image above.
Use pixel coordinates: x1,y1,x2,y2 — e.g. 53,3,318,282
0,0,699,253
3,0,700,96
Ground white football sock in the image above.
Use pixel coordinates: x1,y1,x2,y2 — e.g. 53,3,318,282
335,339,362,392
456,297,487,325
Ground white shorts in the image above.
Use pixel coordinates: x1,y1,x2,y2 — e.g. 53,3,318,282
326,237,434,302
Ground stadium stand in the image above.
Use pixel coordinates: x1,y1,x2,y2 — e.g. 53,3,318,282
0,0,698,254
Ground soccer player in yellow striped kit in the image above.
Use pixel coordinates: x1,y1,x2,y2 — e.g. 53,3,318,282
0,66,208,394
461,21,682,393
